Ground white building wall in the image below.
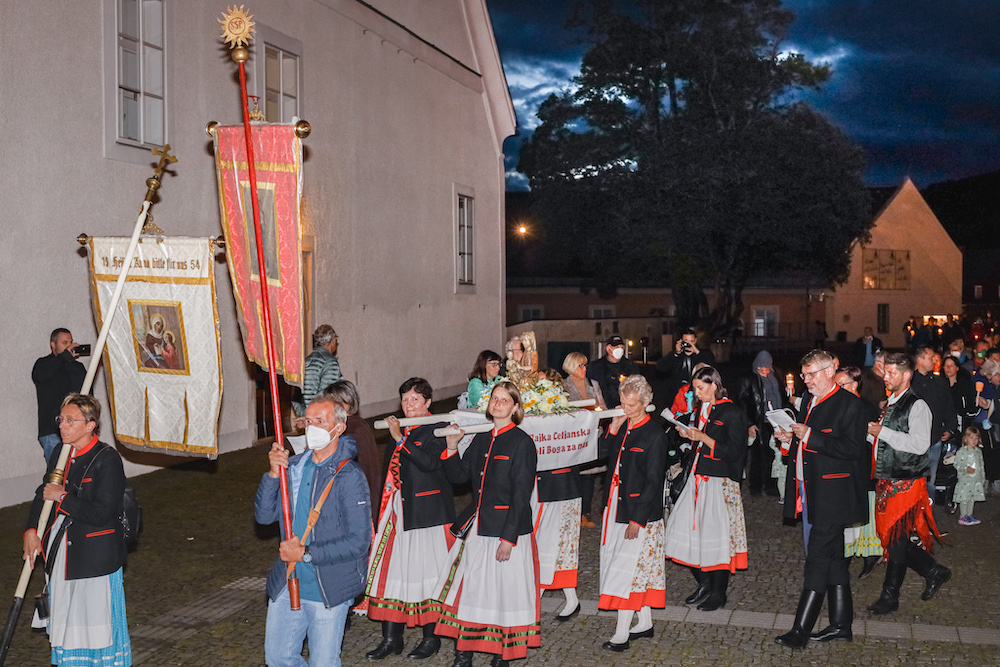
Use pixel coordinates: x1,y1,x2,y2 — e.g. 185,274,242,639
0,0,514,507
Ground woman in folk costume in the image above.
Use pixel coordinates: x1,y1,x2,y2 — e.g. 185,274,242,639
366,378,455,660
598,375,668,652
435,381,540,667
23,394,131,667
665,365,749,612
534,462,583,621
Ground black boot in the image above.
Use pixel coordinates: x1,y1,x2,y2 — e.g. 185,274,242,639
858,556,880,579
366,621,404,660
684,568,710,605
490,654,509,667
775,588,824,648
452,650,474,667
810,584,853,642
868,560,906,615
407,624,441,659
697,570,729,611
906,542,952,601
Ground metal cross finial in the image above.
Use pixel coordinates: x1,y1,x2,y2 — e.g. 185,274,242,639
151,144,178,177
145,145,178,202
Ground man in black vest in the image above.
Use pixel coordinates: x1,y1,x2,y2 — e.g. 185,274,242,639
774,350,869,648
867,353,951,615
587,335,639,408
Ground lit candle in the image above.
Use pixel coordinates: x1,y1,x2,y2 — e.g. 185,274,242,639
786,373,795,395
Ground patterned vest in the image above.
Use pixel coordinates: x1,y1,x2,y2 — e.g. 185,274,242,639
875,389,930,480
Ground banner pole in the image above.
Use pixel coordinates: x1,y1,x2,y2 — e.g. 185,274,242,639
0,148,176,666
222,17,300,609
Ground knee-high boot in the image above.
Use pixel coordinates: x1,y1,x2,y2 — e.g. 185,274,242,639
868,560,906,615
775,588,824,648
906,541,952,600
366,621,404,660
696,570,729,611
810,584,853,641
684,568,710,605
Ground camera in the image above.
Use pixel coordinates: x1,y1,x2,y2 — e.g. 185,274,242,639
680,341,692,350
74,344,92,356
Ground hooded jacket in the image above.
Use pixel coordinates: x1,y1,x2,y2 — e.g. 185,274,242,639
255,435,371,608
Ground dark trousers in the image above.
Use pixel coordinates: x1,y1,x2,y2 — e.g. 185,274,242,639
579,474,596,517
747,429,776,492
803,522,850,592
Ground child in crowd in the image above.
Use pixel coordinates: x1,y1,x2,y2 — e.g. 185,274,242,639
948,426,986,526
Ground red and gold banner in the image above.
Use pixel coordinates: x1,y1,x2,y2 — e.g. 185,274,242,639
214,123,304,385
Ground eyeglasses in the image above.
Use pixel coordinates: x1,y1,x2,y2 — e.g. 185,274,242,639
486,361,501,367
800,365,833,380
55,416,88,426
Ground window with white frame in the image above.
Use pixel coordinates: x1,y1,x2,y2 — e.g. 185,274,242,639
590,305,616,319
519,305,544,322
117,0,165,146
751,306,778,337
456,192,475,288
249,26,303,122
264,44,299,121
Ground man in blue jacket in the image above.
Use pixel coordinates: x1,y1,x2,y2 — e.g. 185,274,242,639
256,396,371,667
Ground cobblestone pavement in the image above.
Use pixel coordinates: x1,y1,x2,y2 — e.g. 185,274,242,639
3,427,1000,665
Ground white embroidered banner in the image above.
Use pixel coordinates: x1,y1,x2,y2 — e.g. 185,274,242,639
452,409,600,471
89,237,222,457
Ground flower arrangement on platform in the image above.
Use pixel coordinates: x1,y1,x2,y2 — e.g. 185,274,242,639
476,377,572,416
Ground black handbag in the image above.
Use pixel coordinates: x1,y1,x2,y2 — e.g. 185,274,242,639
668,447,698,504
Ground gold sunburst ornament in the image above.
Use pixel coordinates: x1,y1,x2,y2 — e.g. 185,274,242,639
220,5,255,48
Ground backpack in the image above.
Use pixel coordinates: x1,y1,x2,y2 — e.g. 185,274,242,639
78,444,142,545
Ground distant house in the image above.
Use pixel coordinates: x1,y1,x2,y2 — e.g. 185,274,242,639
824,178,963,349
0,0,514,507
508,177,964,360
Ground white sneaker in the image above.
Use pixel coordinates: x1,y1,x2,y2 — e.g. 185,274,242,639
966,515,982,526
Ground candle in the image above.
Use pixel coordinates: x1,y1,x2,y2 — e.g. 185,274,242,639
786,373,795,394
976,381,984,394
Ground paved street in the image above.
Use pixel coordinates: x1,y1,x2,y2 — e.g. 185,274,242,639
2,423,999,665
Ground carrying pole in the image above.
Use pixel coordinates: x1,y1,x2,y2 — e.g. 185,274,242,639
219,6,300,610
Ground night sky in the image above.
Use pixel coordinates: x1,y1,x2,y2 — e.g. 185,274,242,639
487,0,1000,191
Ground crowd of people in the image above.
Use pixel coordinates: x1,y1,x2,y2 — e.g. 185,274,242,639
25,321,998,666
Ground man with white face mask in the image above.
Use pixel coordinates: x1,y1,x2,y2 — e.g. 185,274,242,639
587,335,640,408
256,397,371,667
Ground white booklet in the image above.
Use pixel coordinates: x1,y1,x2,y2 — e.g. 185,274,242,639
765,408,797,431
660,408,690,429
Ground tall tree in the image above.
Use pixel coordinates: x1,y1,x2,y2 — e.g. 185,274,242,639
518,0,871,333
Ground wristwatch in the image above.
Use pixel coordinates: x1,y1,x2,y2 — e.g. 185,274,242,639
301,545,312,563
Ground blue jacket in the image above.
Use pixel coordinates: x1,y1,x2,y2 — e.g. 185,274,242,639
255,435,371,608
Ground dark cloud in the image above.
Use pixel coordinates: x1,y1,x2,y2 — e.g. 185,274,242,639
489,0,1000,190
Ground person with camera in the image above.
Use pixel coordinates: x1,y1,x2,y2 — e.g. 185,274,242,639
657,330,715,402
32,328,87,463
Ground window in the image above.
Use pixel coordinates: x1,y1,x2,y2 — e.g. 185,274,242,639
117,0,165,146
104,0,171,162
250,26,303,122
454,187,475,292
264,45,299,121
751,306,778,337
975,285,983,300
877,304,890,334
590,305,616,319
519,305,543,322
862,248,911,290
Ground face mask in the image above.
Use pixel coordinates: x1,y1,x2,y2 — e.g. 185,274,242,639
305,425,333,450
610,347,624,361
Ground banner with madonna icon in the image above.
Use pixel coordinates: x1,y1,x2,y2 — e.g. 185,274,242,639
88,236,222,457
213,123,305,385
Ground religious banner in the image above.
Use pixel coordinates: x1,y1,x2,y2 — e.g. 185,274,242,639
88,237,222,457
452,409,600,471
213,123,304,385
